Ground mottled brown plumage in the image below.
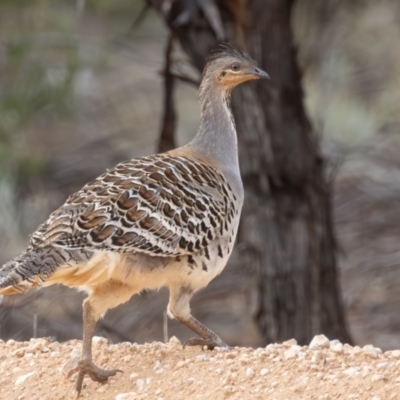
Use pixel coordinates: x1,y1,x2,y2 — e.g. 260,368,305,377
31,153,237,258
0,43,269,396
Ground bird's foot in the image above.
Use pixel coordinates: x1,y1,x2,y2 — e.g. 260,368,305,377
75,359,122,396
183,337,231,350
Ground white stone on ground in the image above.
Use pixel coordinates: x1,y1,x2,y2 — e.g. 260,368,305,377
15,372,35,385
282,339,297,347
309,334,330,350
284,345,301,360
92,336,108,346
330,340,344,353
246,367,255,377
115,393,137,400
343,367,359,377
363,345,380,358
136,378,145,390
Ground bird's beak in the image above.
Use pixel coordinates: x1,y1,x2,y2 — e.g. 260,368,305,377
245,67,270,80
254,67,270,79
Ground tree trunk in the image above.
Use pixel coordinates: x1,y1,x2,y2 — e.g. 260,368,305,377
151,0,352,344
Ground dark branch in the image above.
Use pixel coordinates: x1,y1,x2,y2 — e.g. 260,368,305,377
158,34,177,153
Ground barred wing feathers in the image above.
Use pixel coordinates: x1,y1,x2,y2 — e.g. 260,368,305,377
30,154,237,257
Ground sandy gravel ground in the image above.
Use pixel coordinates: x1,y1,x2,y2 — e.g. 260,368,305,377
1,335,400,400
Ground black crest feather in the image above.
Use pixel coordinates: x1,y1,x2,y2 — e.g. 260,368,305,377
208,42,254,64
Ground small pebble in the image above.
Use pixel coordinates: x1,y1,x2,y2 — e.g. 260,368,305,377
330,341,343,353
311,351,323,364
168,336,181,346
284,346,300,360
389,350,400,358
175,360,186,369
48,342,61,351
309,335,330,350
92,336,108,346
15,372,35,385
223,385,237,394
363,345,379,358
97,385,108,393
12,348,25,358
282,339,297,347
115,393,137,400
246,367,255,377
136,378,145,390
343,367,358,377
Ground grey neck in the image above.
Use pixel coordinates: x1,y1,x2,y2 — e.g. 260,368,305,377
188,82,239,175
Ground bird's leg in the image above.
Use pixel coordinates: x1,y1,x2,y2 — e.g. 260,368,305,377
181,315,229,349
168,286,229,350
75,281,137,396
75,298,122,396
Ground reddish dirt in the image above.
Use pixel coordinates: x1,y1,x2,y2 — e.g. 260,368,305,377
1,335,400,400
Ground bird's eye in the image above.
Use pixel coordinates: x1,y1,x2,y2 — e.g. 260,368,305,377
231,63,240,71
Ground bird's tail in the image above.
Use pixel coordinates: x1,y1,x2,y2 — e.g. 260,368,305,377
0,246,91,295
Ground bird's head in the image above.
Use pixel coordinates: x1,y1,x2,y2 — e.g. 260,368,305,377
201,43,269,91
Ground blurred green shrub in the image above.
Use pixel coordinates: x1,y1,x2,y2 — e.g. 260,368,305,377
0,1,84,182
0,41,80,179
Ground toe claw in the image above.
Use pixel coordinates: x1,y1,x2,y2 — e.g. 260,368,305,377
75,360,123,395
88,367,122,383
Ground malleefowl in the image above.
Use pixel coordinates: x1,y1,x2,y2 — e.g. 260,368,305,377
0,43,269,394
